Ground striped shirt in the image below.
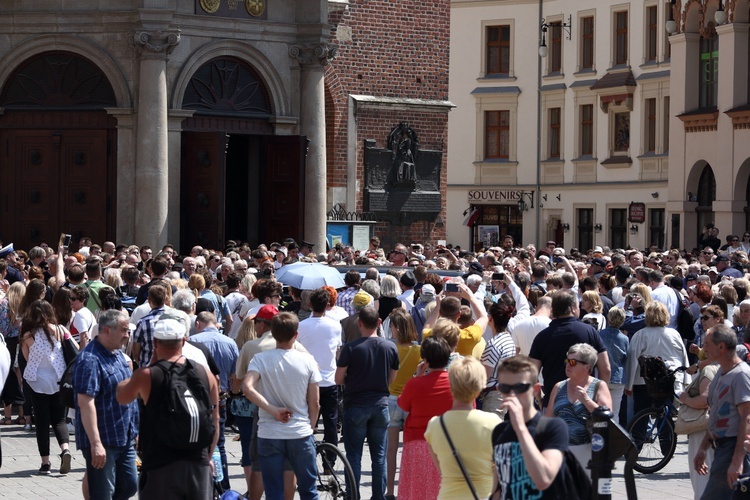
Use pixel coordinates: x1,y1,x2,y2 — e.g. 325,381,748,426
481,332,517,388
134,306,165,367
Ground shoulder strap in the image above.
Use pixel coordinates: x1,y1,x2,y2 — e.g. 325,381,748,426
83,282,102,309
439,415,479,500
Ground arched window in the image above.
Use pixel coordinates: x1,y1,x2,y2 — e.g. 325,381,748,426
696,164,716,231
699,23,718,109
0,52,116,109
182,57,271,117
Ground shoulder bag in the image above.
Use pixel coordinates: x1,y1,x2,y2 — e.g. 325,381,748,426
439,414,479,500
674,372,709,435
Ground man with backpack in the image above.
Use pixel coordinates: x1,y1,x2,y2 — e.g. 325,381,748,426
492,355,591,498
116,318,220,500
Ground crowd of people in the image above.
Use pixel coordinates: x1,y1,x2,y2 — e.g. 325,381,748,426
1,230,750,499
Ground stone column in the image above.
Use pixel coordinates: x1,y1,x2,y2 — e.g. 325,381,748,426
290,44,336,252
132,30,180,249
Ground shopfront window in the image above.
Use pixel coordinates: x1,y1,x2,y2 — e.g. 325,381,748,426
472,204,523,250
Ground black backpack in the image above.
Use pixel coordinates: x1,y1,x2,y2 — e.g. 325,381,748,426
670,287,696,344
154,358,215,451
535,417,593,499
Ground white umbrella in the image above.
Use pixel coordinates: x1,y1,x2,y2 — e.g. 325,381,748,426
274,262,346,290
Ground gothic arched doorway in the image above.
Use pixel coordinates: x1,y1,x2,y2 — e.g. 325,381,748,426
0,51,117,250
179,57,305,251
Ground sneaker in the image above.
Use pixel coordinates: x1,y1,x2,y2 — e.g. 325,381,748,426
67,422,75,434
38,463,51,475
59,450,71,475
23,423,32,431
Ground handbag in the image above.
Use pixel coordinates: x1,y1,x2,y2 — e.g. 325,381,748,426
674,404,709,435
439,414,479,500
58,325,79,408
229,393,257,418
674,371,709,435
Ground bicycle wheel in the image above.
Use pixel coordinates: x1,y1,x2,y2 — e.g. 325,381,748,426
316,442,359,500
626,407,677,473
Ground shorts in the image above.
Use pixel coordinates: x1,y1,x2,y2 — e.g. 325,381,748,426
387,395,408,429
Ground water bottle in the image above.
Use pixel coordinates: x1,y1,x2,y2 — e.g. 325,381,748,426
211,447,223,482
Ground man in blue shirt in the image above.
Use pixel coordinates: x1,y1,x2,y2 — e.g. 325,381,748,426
73,309,138,500
191,311,239,491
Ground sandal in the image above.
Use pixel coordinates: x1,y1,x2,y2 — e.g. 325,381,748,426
1,417,11,425
14,416,26,425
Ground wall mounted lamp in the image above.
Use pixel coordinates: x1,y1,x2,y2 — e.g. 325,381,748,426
666,0,677,34
539,15,572,58
651,192,659,199
716,0,726,25
518,191,535,212
562,223,570,232
594,223,603,233
630,224,639,235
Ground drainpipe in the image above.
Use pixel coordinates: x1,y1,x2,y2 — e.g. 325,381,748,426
535,0,543,246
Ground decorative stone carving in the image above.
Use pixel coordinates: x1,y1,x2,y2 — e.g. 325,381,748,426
363,124,443,225
288,44,337,67
133,31,181,57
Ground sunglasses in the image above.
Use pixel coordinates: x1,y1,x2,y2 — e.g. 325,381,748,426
700,315,714,321
496,382,532,395
564,358,588,367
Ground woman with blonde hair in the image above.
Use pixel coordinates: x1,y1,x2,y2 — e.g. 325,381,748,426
424,357,500,499
581,290,607,330
234,315,256,350
385,308,421,500
622,283,653,336
1,281,26,424
378,275,406,322
625,302,689,423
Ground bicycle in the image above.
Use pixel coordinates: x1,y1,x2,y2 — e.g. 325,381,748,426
625,357,688,474
315,440,359,500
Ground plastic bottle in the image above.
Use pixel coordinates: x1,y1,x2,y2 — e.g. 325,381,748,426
211,447,224,482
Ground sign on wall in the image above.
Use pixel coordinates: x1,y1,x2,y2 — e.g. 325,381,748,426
629,202,646,223
468,190,522,205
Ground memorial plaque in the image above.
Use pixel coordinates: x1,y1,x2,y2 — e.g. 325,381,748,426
195,0,268,20
363,123,443,225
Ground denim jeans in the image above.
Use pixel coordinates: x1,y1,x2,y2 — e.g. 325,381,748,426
258,435,318,500
319,385,339,461
700,437,749,500
218,404,229,490
235,415,254,467
342,404,389,500
81,439,138,500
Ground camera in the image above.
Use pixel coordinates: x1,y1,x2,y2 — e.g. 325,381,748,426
491,272,505,281
552,256,563,264
445,283,459,293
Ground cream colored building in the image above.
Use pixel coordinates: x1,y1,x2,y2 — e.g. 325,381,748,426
668,0,750,250
447,0,675,251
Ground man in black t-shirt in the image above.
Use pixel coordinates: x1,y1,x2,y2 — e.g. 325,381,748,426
335,306,399,500
493,355,568,499
529,290,610,408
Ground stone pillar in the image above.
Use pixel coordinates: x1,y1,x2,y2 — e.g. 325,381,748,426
132,30,180,249
290,44,335,252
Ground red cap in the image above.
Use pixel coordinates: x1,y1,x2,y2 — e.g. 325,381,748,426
253,304,279,321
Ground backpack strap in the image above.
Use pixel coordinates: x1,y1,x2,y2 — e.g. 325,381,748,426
439,415,479,500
